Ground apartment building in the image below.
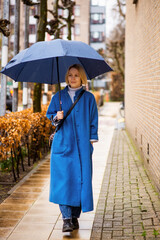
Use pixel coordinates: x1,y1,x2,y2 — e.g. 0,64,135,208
73,0,90,44
90,0,106,50
1,0,107,51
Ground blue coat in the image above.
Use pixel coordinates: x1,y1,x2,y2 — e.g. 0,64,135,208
46,86,98,212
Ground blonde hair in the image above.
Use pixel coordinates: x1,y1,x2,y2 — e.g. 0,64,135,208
65,64,87,85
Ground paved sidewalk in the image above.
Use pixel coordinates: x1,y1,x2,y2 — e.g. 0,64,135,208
91,130,160,240
0,102,119,240
1,102,160,240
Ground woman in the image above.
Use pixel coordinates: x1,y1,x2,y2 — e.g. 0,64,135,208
46,64,98,232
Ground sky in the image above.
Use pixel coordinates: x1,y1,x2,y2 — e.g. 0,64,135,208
105,0,119,38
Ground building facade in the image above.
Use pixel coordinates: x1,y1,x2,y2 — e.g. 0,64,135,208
0,0,106,54
0,0,107,91
125,0,160,192
90,0,106,50
73,0,90,44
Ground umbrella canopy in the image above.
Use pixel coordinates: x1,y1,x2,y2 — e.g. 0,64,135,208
1,39,112,84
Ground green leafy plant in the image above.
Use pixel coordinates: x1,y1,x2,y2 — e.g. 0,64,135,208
142,231,146,237
153,229,159,236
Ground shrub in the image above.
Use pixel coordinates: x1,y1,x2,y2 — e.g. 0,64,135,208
0,106,54,181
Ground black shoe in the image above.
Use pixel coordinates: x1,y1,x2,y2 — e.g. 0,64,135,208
72,218,79,230
62,219,73,232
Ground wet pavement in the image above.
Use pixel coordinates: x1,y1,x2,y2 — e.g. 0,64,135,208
91,131,160,240
0,102,160,240
0,102,119,240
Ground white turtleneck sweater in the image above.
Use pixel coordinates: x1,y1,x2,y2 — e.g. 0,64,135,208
68,85,83,103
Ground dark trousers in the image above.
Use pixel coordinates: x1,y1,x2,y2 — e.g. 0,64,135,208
59,204,81,219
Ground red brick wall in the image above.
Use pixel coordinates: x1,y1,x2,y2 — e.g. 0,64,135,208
125,0,160,192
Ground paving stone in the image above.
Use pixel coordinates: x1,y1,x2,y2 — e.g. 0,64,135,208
133,225,143,232
143,219,152,226
91,130,160,240
132,207,141,215
153,217,160,225
0,219,19,228
145,238,157,240
115,204,123,210
105,209,114,214
104,214,113,219
102,231,112,239
124,203,132,209
114,212,123,217
113,221,122,227
134,236,145,240
124,210,132,217
103,220,112,228
123,228,133,234
93,221,103,228
132,214,142,222
90,231,102,238
113,230,123,237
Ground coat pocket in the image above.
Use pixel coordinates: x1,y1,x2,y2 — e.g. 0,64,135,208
52,133,68,154
52,141,67,154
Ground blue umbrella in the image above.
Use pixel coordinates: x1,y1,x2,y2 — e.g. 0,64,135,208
1,39,112,108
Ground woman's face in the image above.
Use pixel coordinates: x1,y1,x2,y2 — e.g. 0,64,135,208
68,68,82,88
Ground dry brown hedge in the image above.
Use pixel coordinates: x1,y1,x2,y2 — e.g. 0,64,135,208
0,106,54,181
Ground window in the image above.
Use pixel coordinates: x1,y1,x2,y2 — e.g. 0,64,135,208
91,13,105,24
75,24,80,35
29,24,36,34
58,9,63,16
74,5,80,16
91,0,99,5
9,5,14,16
63,9,68,18
90,31,104,42
91,0,105,6
30,6,36,16
63,26,68,35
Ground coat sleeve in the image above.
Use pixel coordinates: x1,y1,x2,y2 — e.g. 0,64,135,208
90,95,98,141
46,96,58,122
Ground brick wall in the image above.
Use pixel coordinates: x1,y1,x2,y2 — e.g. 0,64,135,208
125,0,160,192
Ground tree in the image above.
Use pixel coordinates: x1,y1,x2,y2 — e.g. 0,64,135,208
12,0,20,113
21,0,39,6
21,0,40,112
0,19,10,36
46,0,75,95
32,0,75,112
110,72,124,101
106,22,125,80
0,0,10,116
33,0,47,113
60,0,75,40
46,0,75,40
106,0,126,101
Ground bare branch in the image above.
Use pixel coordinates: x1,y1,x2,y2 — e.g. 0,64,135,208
21,0,40,6
117,0,125,19
0,19,10,37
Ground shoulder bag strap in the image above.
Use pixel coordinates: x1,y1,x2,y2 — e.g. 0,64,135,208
56,89,85,132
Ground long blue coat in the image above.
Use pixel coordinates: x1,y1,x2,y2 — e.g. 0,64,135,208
46,86,98,212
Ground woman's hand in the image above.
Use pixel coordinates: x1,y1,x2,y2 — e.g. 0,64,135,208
57,111,64,120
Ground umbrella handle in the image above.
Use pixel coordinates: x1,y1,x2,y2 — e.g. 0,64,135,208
56,57,62,111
